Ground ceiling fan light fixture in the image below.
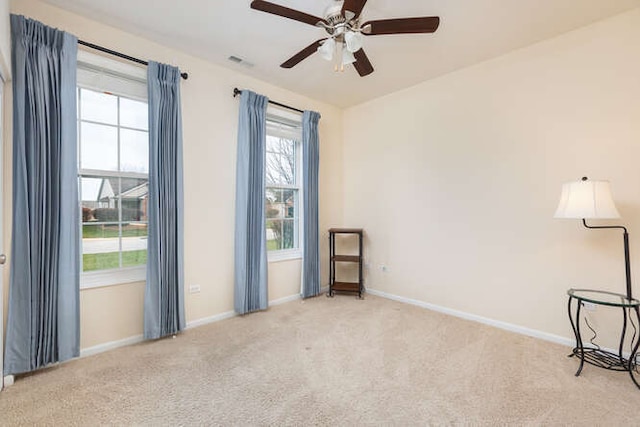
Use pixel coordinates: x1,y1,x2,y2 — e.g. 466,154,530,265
342,49,356,65
344,30,363,52
318,37,335,61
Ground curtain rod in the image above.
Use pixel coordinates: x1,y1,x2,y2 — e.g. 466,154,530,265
78,40,188,80
233,88,303,114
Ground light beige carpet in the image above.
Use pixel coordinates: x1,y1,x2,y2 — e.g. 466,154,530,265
1,294,639,425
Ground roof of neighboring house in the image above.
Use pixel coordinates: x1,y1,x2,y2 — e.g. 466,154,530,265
120,182,148,199
98,177,148,201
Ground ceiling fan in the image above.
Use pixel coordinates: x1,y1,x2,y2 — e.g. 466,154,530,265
250,0,440,77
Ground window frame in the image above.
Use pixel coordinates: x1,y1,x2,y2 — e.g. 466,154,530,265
265,108,303,263
77,51,149,289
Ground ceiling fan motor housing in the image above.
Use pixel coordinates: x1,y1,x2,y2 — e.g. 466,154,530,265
324,3,349,36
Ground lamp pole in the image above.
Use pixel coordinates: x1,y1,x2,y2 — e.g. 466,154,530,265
582,219,632,300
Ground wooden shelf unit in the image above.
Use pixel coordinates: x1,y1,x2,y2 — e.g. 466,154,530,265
328,228,363,298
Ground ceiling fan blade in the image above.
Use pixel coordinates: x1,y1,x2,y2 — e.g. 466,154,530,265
362,17,440,35
281,39,327,69
353,49,374,77
342,0,367,19
251,0,327,27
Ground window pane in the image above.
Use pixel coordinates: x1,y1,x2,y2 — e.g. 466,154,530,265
81,174,121,272
121,129,149,173
122,219,148,268
80,88,118,125
267,136,287,154
266,188,282,219
81,175,119,220
266,138,295,185
120,97,148,130
80,177,105,222
82,219,122,271
282,189,296,219
122,248,147,267
80,122,118,171
80,175,149,272
282,219,295,250
119,177,149,222
83,251,121,272
266,219,282,251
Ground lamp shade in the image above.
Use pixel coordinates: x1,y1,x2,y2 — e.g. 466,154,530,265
344,31,363,53
342,49,356,65
318,38,335,61
554,178,620,219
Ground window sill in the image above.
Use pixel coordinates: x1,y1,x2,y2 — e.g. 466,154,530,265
268,249,302,263
80,266,146,290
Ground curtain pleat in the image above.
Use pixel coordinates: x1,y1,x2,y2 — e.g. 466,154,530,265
144,61,185,339
301,111,321,298
4,14,79,375
234,90,269,314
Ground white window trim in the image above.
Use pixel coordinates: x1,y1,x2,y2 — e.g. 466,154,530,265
81,266,146,289
268,248,302,263
77,51,149,289
265,107,303,262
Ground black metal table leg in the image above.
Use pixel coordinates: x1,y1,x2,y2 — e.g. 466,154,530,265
573,298,586,376
619,303,628,363
567,295,579,359
629,306,640,389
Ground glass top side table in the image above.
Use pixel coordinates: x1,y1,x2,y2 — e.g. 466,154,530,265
567,288,640,389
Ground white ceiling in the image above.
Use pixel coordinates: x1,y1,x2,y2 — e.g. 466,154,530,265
40,0,640,108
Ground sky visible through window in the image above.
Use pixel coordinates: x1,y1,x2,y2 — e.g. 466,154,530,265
79,89,148,173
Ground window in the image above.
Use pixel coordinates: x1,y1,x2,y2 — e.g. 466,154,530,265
77,52,148,287
265,108,302,260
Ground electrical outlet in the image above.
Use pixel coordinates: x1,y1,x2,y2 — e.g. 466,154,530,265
189,284,201,294
582,302,596,311
381,265,389,272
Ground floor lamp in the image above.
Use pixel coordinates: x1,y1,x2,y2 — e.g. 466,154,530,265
554,177,632,300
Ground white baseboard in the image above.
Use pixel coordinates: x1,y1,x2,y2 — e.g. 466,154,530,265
80,334,145,358
3,375,14,388
79,291,305,358
366,288,574,348
185,310,236,330
270,293,302,306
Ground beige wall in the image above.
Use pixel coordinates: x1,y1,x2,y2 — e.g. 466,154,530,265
0,0,9,78
6,0,343,350
343,8,640,346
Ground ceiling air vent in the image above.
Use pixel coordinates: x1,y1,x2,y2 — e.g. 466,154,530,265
228,56,255,68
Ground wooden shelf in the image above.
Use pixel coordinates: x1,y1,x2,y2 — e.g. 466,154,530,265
331,255,360,262
328,228,363,234
332,282,360,292
328,229,364,298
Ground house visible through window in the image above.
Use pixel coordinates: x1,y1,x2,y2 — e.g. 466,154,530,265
77,51,149,286
265,109,302,258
